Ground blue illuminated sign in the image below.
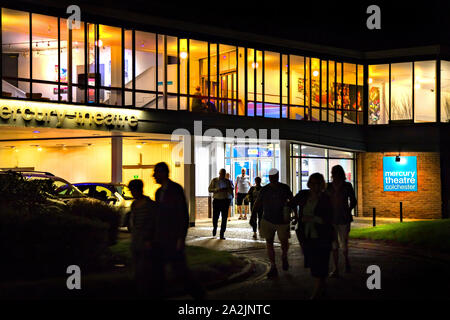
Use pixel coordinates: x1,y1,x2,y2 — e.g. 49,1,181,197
383,156,417,192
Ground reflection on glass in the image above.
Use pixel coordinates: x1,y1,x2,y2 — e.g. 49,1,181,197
368,64,389,124
414,60,435,122
391,62,412,121
441,61,450,122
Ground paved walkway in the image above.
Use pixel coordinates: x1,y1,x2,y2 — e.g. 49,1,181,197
184,218,450,300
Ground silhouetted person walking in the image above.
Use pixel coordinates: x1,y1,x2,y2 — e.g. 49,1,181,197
209,168,233,239
152,162,205,299
128,179,158,297
288,173,334,299
248,176,263,239
253,168,294,277
327,165,356,277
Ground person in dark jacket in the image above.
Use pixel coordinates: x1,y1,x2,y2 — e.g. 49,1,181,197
327,164,357,277
128,179,158,297
288,173,334,299
152,162,205,300
248,176,263,239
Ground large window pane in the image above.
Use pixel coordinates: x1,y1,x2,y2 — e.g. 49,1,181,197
302,158,327,189
335,62,342,121
99,25,122,105
237,47,245,115
264,51,280,118
289,55,305,107
2,9,30,98
441,60,450,122
219,44,237,115
391,62,412,121
414,60,436,122
247,48,255,116
343,63,357,124
189,39,208,112
368,64,389,124
301,145,326,157
166,35,178,110
357,64,364,124
328,60,336,121
60,18,85,103
135,31,156,92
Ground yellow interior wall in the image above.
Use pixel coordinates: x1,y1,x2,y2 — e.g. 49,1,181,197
122,142,184,200
0,144,112,183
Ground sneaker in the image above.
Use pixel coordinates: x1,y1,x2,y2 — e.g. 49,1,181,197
212,229,217,237
252,232,257,240
243,216,247,220
282,257,289,271
238,216,242,220
267,266,278,278
220,236,226,240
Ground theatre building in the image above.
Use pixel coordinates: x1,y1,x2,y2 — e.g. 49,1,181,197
0,2,449,224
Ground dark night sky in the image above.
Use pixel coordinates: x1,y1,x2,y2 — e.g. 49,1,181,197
27,0,450,51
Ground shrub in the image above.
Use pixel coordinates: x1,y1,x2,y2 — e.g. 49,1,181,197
0,205,109,281
65,198,121,245
0,171,56,211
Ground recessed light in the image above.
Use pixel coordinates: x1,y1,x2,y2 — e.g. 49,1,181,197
33,130,40,134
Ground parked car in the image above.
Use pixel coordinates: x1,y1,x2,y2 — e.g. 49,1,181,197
73,182,134,232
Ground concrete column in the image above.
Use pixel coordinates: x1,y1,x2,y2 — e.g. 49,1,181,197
183,135,196,226
111,136,123,183
280,140,290,185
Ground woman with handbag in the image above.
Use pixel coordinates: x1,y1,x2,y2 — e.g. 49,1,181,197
288,173,334,299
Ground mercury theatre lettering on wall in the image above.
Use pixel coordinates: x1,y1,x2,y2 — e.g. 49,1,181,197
0,99,139,129
383,156,418,192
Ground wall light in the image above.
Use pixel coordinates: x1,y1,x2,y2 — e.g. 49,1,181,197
180,51,188,59
368,78,373,84
312,70,319,77
251,62,259,69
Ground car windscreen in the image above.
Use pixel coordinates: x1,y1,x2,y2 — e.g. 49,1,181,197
116,185,134,200
28,177,85,198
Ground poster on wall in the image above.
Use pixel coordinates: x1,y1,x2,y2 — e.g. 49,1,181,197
369,86,381,123
383,156,417,191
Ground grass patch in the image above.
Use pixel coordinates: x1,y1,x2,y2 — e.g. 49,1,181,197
109,239,245,273
350,219,450,252
0,240,247,299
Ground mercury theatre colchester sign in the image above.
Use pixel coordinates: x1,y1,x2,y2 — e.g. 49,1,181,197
383,156,417,192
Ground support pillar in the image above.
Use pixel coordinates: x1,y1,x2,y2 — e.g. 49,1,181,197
111,136,123,183
280,140,290,185
184,135,196,226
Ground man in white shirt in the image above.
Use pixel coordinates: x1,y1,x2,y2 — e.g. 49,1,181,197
235,168,251,220
208,169,234,239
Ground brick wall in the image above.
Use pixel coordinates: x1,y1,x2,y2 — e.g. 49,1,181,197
357,152,442,219
195,196,210,220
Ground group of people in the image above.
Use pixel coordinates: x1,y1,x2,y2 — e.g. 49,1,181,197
208,164,356,299
128,162,205,299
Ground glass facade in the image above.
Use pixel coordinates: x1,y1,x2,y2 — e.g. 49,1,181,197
369,61,438,124
290,143,355,196
1,7,448,125
1,8,363,124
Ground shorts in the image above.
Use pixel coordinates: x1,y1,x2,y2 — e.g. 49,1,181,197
236,193,249,205
332,223,351,250
260,218,290,243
